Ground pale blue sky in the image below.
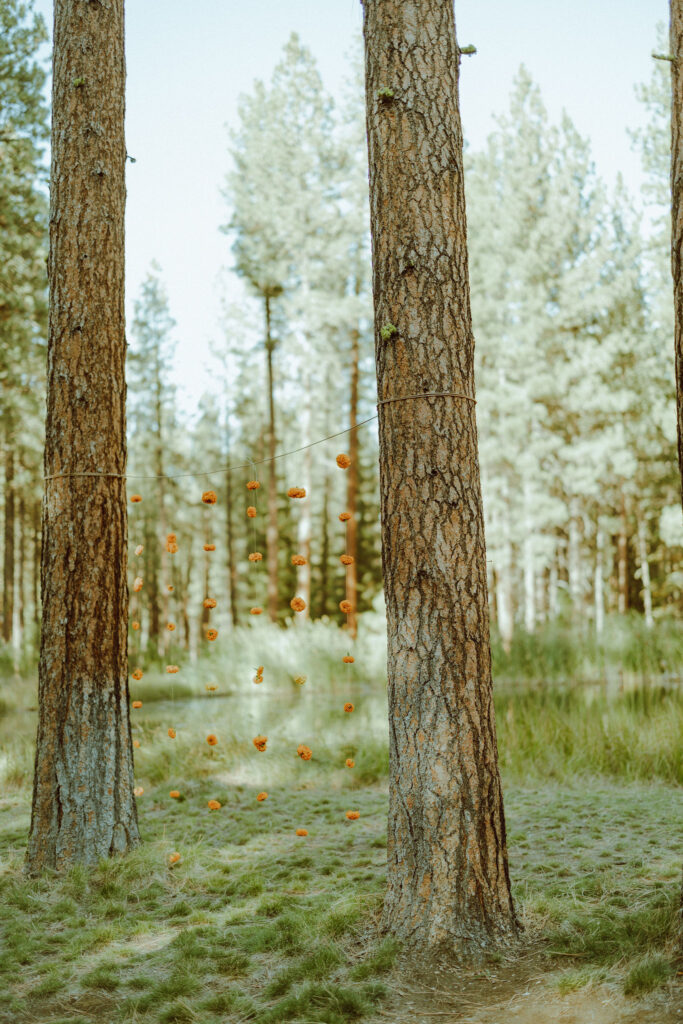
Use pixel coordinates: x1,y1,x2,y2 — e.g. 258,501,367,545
33,0,666,413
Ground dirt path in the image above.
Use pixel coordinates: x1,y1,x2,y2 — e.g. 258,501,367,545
380,951,682,1024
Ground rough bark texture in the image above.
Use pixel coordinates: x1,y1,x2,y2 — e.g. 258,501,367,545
362,0,518,949
26,0,138,873
672,0,683,513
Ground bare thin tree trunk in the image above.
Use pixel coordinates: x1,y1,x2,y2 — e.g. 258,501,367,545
32,499,40,628
636,511,653,629
522,486,535,634
549,559,559,619
295,381,312,620
265,295,278,623
595,520,605,637
617,491,629,616
3,444,15,645
362,0,517,949
26,0,138,873
568,498,582,620
16,493,25,651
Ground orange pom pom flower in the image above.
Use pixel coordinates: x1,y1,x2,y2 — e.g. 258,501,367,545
133,577,143,592
344,703,355,713
131,668,143,681
345,758,355,768
340,600,352,614
295,828,308,837
340,555,354,565
247,506,257,517
133,786,144,796
339,512,352,522
336,454,351,469
206,628,218,642
342,656,355,664
250,607,263,616
253,735,267,752
290,597,306,612
246,480,260,491
297,744,312,761
207,799,221,810
256,792,268,802
130,494,142,503
133,739,141,748
168,728,176,739
167,622,175,631
132,621,140,631
248,552,263,562
204,544,216,552
169,791,180,799
203,597,216,609
291,555,307,566
206,734,218,746
168,851,181,865
202,491,217,505
135,544,144,556
132,700,142,709
346,810,360,820
166,665,179,674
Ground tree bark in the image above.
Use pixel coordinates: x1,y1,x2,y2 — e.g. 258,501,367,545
617,490,629,616
26,0,138,873
636,511,653,629
595,520,605,637
671,0,683,512
264,295,279,622
3,444,15,644
362,0,518,949
568,497,581,620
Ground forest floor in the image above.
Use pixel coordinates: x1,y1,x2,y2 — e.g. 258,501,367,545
0,775,681,1024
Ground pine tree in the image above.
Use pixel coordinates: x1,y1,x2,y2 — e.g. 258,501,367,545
26,0,138,872
362,0,518,948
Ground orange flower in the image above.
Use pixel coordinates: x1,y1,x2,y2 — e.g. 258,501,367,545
207,799,221,810
131,668,143,681
253,735,267,752
256,792,268,802
344,703,355,713
133,786,144,796
257,666,264,674
168,728,176,739
342,656,355,664
204,543,216,552
167,541,178,554
340,600,352,613
167,585,174,592
345,758,355,768
294,674,307,686
340,555,354,565
290,597,306,612
246,480,260,491
133,577,143,592
132,621,140,631
297,744,312,761
295,828,308,837
169,790,180,798
345,810,360,820
130,494,142,503
203,597,216,609
253,673,263,685
287,487,306,499
339,512,352,522
206,628,218,642
167,622,176,631
166,665,179,674
202,490,217,505
132,700,142,709
336,454,351,469
135,544,144,556
166,533,177,544
247,506,257,518
133,739,141,748
250,607,263,616
168,851,181,864
206,734,218,746
205,683,218,691
291,555,307,566
248,552,263,562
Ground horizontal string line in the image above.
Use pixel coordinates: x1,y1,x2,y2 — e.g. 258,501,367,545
377,391,476,405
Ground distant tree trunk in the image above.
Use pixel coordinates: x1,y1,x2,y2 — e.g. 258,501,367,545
522,485,534,633
548,559,559,619
595,520,605,637
295,382,312,620
224,424,238,627
201,507,211,628
363,0,518,949
636,511,653,629
3,444,15,644
320,463,331,617
617,491,629,615
181,546,193,650
671,0,683,511
145,511,161,645
496,503,514,654
264,295,279,622
26,0,138,873
154,406,168,655
17,493,26,649
345,323,361,638
568,498,582,619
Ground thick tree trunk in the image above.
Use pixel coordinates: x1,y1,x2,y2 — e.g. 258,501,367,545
671,0,683,512
26,0,138,873
346,324,360,638
3,444,15,644
265,295,279,623
362,0,517,949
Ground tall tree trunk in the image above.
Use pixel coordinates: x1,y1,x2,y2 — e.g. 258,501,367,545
225,423,238,627
595,520,605,637
32,499,40,628
320,464,330,617
636,511,653,629
548,559,559,619
181,546,192,651
295,381,312,620
16,493,25,650
362,0,517,949
568,497,582,620
346,323,361,638
617,490,629,615
3,444,15,644
671,0,683,512
522,484,534,634
264,295,278,623
26,0,138,873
